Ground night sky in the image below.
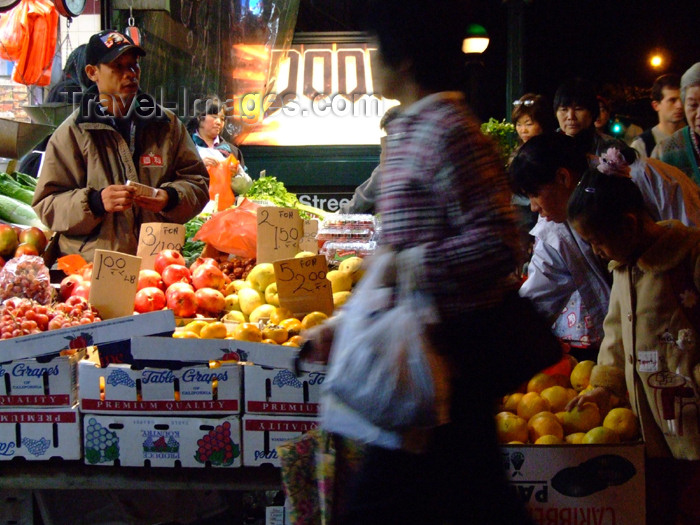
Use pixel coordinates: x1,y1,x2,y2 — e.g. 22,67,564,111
297,0,698,126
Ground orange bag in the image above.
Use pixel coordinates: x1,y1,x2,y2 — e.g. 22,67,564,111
193,198,260,258
207,155,239,212
10,0,58,86
0,1,27,61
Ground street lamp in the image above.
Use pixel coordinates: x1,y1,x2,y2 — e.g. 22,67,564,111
463,24,490,55
463,24,489,116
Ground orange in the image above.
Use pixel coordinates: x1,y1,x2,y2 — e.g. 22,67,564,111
558,402,601,435
502,392,524,414
261,338,279,344
527,372,559,393
262,324,289,344
516,392,552,421
495,412,528,444
231,322,262,343
173,330,199,339
301,311,329,330
528,411,564,442
270,306,294,325
582,426,621,444
279,317,303,337
540,385,575,413
287,335,305,347
199,321,228,339
570,360,596,392
282,340,301,347
603,407,640,442
534,435,565,445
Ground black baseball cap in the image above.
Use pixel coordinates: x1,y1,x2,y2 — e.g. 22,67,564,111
85,30,145,66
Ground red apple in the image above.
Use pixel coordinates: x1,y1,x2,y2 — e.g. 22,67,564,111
189,257,219,274
71,281,92,300
59,274,84,301
154,249,186,274
134,287,166,313
162,264,192,287
165,282,194,301
194,287,226,316
0,224,19,259
18,226,48,254
191,264,225,291
137,269,165,291
166,285,197,317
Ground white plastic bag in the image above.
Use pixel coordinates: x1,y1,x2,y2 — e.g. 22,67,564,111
324,250,438,431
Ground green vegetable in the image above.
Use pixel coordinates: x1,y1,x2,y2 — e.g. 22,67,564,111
480,118,517,166
13,172,37,190
182,213,209,264
0,194,43,228
246,176,300,210
0,173,34,205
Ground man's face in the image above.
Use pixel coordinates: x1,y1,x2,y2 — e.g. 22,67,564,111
556,104,593,137
685,85,700,135
527,179,572,223
654,87,684,126
87,50,141,101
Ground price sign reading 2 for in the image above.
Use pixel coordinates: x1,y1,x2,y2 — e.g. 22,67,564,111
274,255,334,317
257,207,303,263
137,223,185,270
90,249,142,320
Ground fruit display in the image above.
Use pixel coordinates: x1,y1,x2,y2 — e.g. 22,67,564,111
0,296,102,339
495,357,640,446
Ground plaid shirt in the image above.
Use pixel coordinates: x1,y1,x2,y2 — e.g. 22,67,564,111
378,92,522,318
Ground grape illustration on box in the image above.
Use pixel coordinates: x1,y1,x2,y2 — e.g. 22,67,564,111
84,417,120,464
195,421,240,466
106,369,136,388
272,369,302,389
22,437,50,457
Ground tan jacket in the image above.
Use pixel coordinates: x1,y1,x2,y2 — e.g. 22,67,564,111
33,92,209,261
592,220,700,459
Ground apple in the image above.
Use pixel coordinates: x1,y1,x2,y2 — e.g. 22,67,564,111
246,263,276,293
295,251,316,258
194,287,226,316
224,293,240,312
249,303,276,324
338,256,365,284
71,281,92,300
137,269,165,291
231,279,251,292
0,224,19,258
191,264,225,291
165,282,194,301
333,291,352,309
154,249,186,274
326,270,352,293
18,227,48,254
59,274,84,301
237,287,264,316
162,264,192,287
134,287,166,313
166,285,197,317
264,282,279,306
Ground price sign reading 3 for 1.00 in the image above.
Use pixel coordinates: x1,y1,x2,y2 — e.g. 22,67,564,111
274,255,334,317
90,249,142,320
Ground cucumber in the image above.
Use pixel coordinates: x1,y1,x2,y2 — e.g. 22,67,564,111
13,172,37,190
0,173,34,205
0,194,43,228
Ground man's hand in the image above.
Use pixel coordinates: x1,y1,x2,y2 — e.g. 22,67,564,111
203,157,219,169
134,188,169,212
565,386,612,413
102,184,136,213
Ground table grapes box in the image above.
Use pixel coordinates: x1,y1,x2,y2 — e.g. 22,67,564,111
243,365,323,416
0,405,81,461
242,414,319,467
83,413,241,468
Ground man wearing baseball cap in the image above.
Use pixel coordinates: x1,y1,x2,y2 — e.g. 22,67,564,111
32,29,209,263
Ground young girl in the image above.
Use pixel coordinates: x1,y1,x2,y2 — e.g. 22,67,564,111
567,148,700,525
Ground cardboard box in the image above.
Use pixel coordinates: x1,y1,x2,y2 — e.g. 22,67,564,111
83,414,242,468
0,405,81,461
0,351,83,408
0,310,176,363
79,358,241,415
244,365,323,415
242,414,319,467
501,443,645,525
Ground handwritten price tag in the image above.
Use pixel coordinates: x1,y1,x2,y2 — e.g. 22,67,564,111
137,223,185,270
257,207,303,263
299,219,319,254
274,255,333,317
90,250,142,319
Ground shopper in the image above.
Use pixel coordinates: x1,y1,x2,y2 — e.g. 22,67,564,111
512,93,556,146
32,29,209,262
566,158,700,525
510,133,700,361
305,1,533,523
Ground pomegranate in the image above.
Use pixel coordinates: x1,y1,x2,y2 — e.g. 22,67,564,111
166,285,197,317
59,274,84,301
154,249,186,274
137,269,165,291
134,287,167,313
162,264,192,287
194,287,226,316
71,281,92,300
165,282,195,301
189,257,219,274
191,264,225,291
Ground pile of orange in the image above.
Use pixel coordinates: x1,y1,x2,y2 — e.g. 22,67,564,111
495,357,640,446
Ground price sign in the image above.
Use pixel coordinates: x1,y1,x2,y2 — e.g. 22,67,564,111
137,223,185,270
257,207,303,263
274,255,333,317
90,250,142,319
299,219,319,254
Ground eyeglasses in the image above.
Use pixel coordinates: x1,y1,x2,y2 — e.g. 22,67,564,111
513,99,535,107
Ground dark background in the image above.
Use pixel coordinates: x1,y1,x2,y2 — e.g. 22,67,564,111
296,0,698,128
